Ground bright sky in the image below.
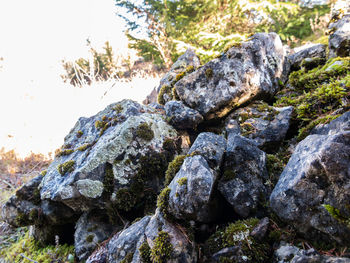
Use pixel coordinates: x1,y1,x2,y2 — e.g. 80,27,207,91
0,0,160,157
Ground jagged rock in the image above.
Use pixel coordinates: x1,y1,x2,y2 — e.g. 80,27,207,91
174,33,285,120
274,243,350,263
75,211,117,261
226,101,293,151
165,100,203,130
39,99,178,214
89,209,197,263
270,112,350,245
329,14,350,58
168,155,219,223
218,134,268,218
287,43,327,71
312,111,350,135
188,132,226,170
250,217,270,241
156,48,201,105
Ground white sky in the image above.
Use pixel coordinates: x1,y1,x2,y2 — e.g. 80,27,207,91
0,0,160,157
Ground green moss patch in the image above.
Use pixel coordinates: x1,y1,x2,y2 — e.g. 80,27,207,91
164,155,186,186
136,123,154,141
158,85,172,105
177,177,187,186
57,160,75,176
157,187,171,217
55,148,74,157
139,241,152,263
150,231,173,263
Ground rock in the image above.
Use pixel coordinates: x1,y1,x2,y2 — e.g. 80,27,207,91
165,100,204,130
157,48,201,105
218,134,268,218
270,115,350,244
212,246,241,262
329,14,350,58
96,209,197,263
288,43,327,71
143,87,158,105
274,243,350,263
39,99,178,214
250,217,270,241
74,211,117,261
299,0,329,8
226,101,293,151
168,155,219,223
188,132,227,170
174,33,285,120
312,111,350,135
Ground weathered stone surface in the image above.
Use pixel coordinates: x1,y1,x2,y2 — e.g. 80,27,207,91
188,132,226,170
168,155,219,223
218,134,268,218
288,43,327,71
312,111,350,135
75,211,117,261
156,48,201,105
39,99,178,213
274,243,350,263
165,100,203,130
299,0,329,8
226,101,293,151
174,33,285,120
96,209,197,263
270,117,350,244
329,14,350,58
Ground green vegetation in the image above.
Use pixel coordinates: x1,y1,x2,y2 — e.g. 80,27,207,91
86,234,95,243
164,155,186,186
157,187,171,216
150,231,173,263
55,148,74,157
57,160,75,175
323,204,350,226
139,241,152,263
177,177,187,186
0,230,74,263
76,130,83,138
136,122,154,141
121,252,134,263
77,143,91,151
40,170,47,176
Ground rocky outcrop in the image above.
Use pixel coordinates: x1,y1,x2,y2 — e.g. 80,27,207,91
329,14,350,58
165,100,203,130
270,112,350,245
174,33,285,120
225,101,293,151
218,134,268,218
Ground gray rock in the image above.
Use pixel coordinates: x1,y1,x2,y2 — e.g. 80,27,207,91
212,246,241,262
168,155,219,223
39,99,178,213
143,87,158,105
275,243,350,263
329,14,350,58
288,43,327,71
250,217,270,241
299,0,329,8
312,111,350,136
165,100,203,130
188,132,227,170
270,128,350,244
226,101,293,151
102,209,197,263
218,135,268,218
174,33,285,120
75,211,117,261
157,48,201,105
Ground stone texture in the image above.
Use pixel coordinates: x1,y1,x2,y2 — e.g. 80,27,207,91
226,101,293,151
174,33,285,120
218,134,268,218
329,14,350,58
287,43,327,71
168,155,219,223
270,113,350,244
165,100,203,130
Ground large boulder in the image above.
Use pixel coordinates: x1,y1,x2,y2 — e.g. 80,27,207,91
174,33,285,120
225,101,293,151
218,134,269,218
39,99,179,214
270,112,350,245
329,14,350,58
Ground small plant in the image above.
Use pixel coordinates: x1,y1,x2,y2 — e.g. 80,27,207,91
57,160,75,175
150,231,173,263
136,122,154,141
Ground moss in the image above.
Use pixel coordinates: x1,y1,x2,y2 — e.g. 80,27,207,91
55,148,74,157
28,209,39,222
95,119,110,136
136,122,154,141
323,204,350,226
301,57,326,71
0,230,75,263
57,160,75,175
158,85,173,105
177,177,187,186
76,143,91,151
150,231,173,263
221,169,236,181
157,187,171,216
114,104,123,114
86,234,94,243
103,163,114,196
15,212,27,226
175,71,186,82
162,138,181,160
40,170,47,176
266,154,285,186
185,65,194,73
76,130,83,138
32,188,41,205
120,252,134,263
124,159,131,165
206,218,269,262
164,155,186,186
114,188,137,212
240,122,255,136
205,68,213,79
139,241,152,263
